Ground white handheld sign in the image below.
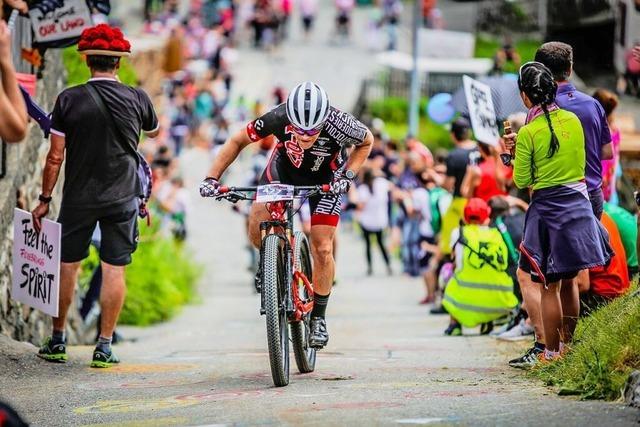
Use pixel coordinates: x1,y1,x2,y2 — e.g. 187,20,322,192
462,75,500,147
12,208,61,317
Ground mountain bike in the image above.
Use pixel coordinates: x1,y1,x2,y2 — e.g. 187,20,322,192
215,183,332,387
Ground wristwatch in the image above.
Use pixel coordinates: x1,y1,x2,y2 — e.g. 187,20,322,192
38,194,52,204
344,169,356,180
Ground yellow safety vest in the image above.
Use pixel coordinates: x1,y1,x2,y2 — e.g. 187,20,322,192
442,225,518,327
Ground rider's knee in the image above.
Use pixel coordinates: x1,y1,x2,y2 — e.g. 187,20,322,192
311,241,333,263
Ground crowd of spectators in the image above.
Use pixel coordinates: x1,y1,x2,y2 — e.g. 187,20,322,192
342,41,638,368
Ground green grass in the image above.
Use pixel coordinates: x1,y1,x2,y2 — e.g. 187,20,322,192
79,222,202,326
62,46,139,87
368,97,453,150
532,285,640,400
475,36,541,73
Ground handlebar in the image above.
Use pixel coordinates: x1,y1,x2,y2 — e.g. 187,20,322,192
215,184,332,203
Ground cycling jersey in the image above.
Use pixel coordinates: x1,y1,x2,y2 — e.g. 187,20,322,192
246,103,368,226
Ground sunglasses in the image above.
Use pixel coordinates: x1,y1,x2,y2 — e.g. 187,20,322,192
291,124,324,136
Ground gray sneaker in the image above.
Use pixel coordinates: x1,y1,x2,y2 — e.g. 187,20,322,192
496,319,535,341
309,317,329,349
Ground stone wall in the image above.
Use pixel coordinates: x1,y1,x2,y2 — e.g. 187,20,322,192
0,50,84,345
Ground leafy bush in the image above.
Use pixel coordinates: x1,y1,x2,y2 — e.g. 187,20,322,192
79,223,202,326
532,285,640,400
62,46,139,87
368,97,453,149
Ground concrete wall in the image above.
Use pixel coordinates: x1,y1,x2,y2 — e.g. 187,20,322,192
0,50,84,345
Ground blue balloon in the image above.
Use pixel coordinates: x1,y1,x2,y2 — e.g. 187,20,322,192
427,93,455,124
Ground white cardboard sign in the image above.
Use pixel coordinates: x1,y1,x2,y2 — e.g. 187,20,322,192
12,208,60,317
29,0,93,43
462,75,500,147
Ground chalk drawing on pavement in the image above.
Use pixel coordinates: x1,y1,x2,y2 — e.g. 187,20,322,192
85,363,198,374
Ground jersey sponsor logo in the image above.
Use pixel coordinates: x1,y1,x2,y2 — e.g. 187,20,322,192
316,137,329,146
284,125,304,168
311,156,325,172
309,150,331,157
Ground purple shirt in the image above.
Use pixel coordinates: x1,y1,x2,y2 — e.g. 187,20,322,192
555,83,611,192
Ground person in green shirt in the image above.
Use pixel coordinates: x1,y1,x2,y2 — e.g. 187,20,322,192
604,202,638,276
505,62,612,362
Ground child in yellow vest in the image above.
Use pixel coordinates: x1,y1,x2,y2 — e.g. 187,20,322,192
443,198,519,335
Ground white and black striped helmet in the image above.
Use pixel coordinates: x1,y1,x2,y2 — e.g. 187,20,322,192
285,81,330,130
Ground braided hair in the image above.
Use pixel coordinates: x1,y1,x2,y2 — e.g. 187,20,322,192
518,62,560,158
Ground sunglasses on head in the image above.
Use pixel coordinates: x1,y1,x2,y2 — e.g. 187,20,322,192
291,124,324,136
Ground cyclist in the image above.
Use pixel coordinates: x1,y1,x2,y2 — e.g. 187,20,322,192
200,81,373,348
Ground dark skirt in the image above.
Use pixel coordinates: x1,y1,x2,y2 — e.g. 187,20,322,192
518,182,612,285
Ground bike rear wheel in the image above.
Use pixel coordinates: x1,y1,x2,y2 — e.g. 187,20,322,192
261,234,290,387
291,231,317,373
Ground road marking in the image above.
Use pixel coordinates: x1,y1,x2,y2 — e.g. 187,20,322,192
85,363,198,374
396,418,456,425
81,416,189,427
74,390,280,414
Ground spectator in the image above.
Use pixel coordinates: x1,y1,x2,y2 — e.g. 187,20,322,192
535,41,613,219
592,89,621,203
492,36,521,74
442,198,518,336
334,0,355,43
577,212,630,315
300,0,318,41
438,118,478,258
382,0,402,51
460,142,507,202
0,18,28,142
604,202,638,277
356,167,392,276
157,176,190,241
508,61,611,363
624,42,640,97
31,24,159,368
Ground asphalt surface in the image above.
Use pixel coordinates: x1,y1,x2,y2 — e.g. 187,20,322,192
1,2,639,426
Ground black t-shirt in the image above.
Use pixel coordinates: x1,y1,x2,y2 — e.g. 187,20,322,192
445,146,479,197
246,103,368,185
51,79,158,208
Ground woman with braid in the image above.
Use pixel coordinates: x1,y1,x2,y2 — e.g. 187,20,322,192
505,62,612,362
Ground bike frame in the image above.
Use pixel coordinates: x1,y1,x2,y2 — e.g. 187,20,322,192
217,185,329,322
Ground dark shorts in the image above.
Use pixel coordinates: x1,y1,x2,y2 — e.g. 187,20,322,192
518,258,579,284
302,16,313,30
58,198,139,266
588,187,604,220
260,159,341,227
419,236,436,271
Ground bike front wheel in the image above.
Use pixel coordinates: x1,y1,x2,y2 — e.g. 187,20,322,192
290,231,317,373
261,234,290,387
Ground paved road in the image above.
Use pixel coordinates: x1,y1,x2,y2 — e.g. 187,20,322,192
1,2,639,426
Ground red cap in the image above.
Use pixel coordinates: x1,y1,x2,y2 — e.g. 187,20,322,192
464,198,491,224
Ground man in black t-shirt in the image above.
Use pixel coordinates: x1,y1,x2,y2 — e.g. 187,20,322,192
31,24,159,368
200,81,373,348
439,118,478,255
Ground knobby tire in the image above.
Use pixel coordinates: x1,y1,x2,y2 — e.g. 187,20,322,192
291,231,317,373
262,234,290,387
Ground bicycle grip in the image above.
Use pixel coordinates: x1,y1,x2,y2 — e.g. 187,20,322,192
218,186,229,194
321,184,331,193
